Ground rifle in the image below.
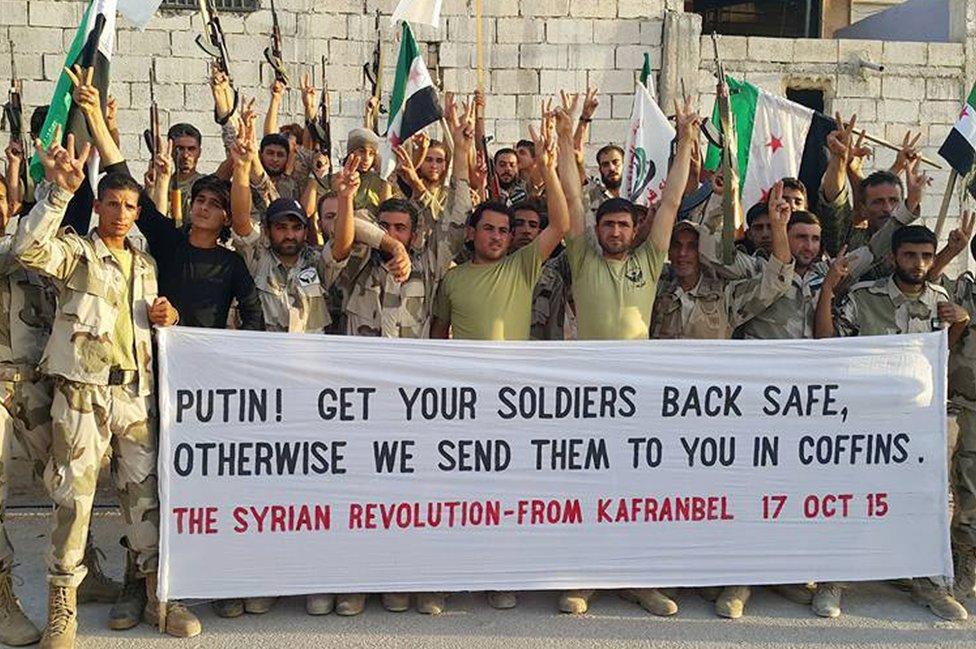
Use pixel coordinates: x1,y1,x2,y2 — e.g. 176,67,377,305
711,32,739,265
2,42,32,205
263,0,289,86
480,135,499,199
196,0,239,119
308,57,333,176
363,9,383,132
143,59,160,157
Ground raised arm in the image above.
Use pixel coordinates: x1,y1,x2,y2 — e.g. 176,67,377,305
554,96,587,238
647,96,700,253
814,247,850,339
229,115,257,238
64,65,123,168
330,153,362,262
533,111,570,260
929,211,975,281
264,79,286,137
13,131,90,280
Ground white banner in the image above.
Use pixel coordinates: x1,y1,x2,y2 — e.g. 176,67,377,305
157,328,951,601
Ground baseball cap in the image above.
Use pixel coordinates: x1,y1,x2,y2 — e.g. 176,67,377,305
265,198,308,226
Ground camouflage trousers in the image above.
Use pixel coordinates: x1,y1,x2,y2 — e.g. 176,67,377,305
952,408,976,549
47,379,158,588
0,373,53,571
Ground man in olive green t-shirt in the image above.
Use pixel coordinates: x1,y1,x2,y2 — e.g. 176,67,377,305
555,95,701,341
550,96,701,617
431,125,570,341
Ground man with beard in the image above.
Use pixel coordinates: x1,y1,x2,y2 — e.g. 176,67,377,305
493,148,526,205
588,144,623,209
168,123,205,217
431,122,568,341
549,93,697,616
223,119,361,620
815,225,971,623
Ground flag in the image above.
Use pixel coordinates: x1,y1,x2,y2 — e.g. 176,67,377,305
639,53,652,89
30,0,116,183
938,81,976,176
381,22,442,178
622,81,675,207
391,0,444,29
118,0,163,30
704,77,836,212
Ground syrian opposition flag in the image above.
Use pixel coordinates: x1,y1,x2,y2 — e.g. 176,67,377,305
938,81,976,175
622,81,674,207
381,22,442,178
391,0,443,29
30,0,116,183
704,78,835,212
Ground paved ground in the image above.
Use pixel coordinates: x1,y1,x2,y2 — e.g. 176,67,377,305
5,508,976,649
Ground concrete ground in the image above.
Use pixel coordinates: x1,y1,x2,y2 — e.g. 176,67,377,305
4,507,976,649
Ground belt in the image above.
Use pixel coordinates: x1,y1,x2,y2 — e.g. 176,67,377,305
0,365,38,383
107,367,139,386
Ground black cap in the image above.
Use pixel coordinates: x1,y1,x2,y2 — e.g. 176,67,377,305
265,198,308,226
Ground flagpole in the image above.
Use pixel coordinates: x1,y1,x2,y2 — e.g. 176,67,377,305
935,169,958,241
475,0,484,93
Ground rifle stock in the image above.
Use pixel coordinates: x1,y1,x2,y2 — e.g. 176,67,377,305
3,42,32,205
263,0,289,85
364,9,383,132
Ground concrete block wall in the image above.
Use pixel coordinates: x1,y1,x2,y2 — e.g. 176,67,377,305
698,35,970,225
0,0,666,173
0,0,973,226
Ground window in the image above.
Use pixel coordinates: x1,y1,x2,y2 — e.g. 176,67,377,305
160,0,260,11
688,1,822,39
787,88,825,113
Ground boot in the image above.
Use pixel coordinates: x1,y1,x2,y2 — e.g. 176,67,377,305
211,599,244,619
77,542,121,605
953,545,976,600
108,545,146,631
486,591,517,610
620,588,678,616
811,582,843,618
305,594,335,616
698,587,721,603
38,586,76,649
558,590,594,615
335,594,366,616
715,586,751,619
911,579,968,621
243,597,276,615
415,593,446,615
143,575,201,637
770,583,815,605
381,593,411,612
0,571,40,646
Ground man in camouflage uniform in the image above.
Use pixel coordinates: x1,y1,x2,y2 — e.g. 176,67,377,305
13,133,198,648
322,97,474,616
649,186,793,620
928,219,976,602
224,120,342,619
651,184,794,341
0,178,125,646
816,224,971,622
698,166,924,617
